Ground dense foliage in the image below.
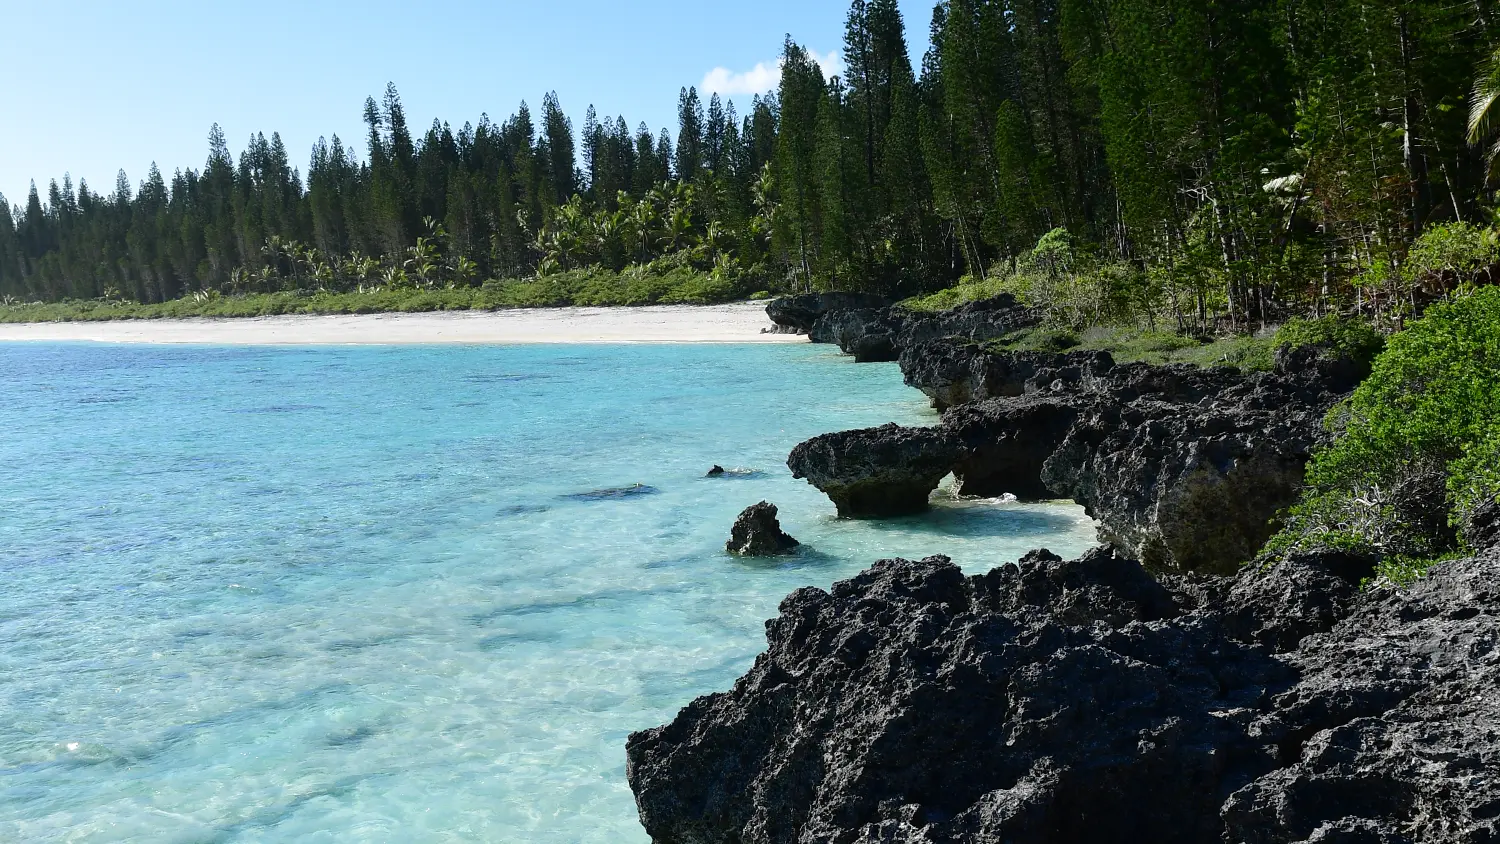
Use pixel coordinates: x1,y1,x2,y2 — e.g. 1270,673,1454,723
1272,288,1500,576
5,0,1500,322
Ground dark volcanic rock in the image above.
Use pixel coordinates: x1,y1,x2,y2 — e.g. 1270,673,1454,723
810,309,904,362
898,340,1114,411
1462,497,1500,551
1040,393,1322,577
787,424,960,518
810,341,1359,576
766,293,890,334
726,502,800,556
1038,353,1351,576
942,396,1085,499
895,293,1041,351
1221,551,1500,842
628,547,1500,844
783,294,1040,361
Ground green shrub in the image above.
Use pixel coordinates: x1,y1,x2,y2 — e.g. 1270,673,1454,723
1273,314,1385,367
1269,288,1500,571
1404,221,1500,289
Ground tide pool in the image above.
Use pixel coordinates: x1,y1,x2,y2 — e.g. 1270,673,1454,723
0,342,1097,842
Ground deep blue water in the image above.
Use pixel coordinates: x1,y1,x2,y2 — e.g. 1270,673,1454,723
0,342,1096,842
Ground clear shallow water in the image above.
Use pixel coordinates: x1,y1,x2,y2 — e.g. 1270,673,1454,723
0,342,1098,842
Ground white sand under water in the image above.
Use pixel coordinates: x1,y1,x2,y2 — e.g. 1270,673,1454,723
0,302,803,345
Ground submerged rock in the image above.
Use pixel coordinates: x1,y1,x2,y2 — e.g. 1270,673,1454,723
787,423,960,518
627,546,1500,843
562,483,660,501
725,502,800,556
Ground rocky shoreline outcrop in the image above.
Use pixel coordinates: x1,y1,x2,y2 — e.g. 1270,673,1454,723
766,292,892,335
632,295,1491,843
628,539,1500,843
789,338,1363,576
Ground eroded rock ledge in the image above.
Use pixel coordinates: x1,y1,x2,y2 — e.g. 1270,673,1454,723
628,544,1500,843
787,423,961,518
792,341,1364,575
766,293,1040,361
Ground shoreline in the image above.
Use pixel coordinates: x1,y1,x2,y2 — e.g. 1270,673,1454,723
0,302,804,346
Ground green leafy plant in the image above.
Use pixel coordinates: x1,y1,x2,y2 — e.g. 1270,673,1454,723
1268,288,1500,575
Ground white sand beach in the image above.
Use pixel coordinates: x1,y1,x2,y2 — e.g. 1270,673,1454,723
0,302,804,345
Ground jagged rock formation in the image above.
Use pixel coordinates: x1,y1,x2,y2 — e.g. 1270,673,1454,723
787,423,960,518
628,542,1500,843
792,341,1357,576
725,502,800,556
766,293,891,335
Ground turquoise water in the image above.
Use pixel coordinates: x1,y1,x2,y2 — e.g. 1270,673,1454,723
0,342,1097,842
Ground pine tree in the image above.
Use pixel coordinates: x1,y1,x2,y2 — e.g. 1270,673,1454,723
634,122,664,193
676,87,705,180
540,92,577,205
705,93,727,175
775,38,828,288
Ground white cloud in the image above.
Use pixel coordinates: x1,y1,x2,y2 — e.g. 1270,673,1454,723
701,61,782,96
700,49,846,97
808,49,847,81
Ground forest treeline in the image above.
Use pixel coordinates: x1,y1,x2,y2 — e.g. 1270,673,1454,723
6,0,1500,328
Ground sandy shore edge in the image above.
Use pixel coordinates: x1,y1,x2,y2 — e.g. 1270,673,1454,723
0,302,805,346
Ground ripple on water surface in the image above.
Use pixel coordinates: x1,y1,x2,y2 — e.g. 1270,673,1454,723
0,342,1097,842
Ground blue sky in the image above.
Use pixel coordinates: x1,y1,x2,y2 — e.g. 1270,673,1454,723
0,0,934,206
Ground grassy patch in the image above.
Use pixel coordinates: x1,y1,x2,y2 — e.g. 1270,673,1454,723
898,275,1024,313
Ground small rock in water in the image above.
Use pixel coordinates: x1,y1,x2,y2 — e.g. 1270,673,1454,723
725,502,800,556
707,466,765,479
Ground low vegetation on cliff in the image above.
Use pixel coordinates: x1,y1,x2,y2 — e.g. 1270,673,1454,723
1270,288,1500,581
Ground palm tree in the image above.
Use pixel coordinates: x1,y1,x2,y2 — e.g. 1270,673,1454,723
1469,46,1500,171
